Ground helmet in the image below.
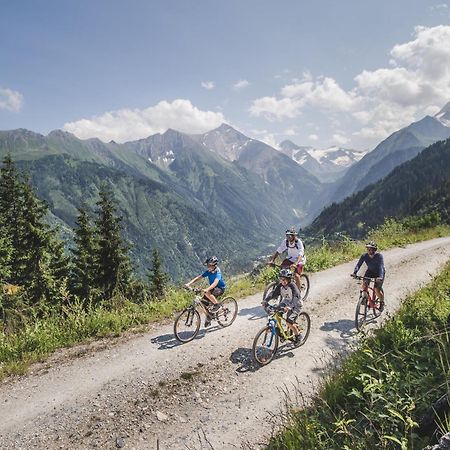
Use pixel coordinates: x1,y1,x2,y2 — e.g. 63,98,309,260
365,241,377,250
279,268,293,279
285,227,298,236
204,255,218,266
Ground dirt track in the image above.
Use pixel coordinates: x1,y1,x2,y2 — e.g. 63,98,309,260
1,237,450,450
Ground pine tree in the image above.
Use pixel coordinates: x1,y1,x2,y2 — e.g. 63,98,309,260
148,248,169,299
0,154,24,281
70,204,96,302
94,183,132,299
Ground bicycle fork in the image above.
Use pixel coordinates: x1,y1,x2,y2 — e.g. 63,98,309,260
263,319,277,347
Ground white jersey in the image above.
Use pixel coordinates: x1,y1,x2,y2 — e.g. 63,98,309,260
277,238,306,264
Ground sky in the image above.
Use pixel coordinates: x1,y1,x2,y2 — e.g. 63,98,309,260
1,0,450,151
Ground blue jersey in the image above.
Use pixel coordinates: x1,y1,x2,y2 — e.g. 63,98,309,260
202,267,226,290
353,252,385,278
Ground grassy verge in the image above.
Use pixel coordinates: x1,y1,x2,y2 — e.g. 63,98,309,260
1,219,449,380
267,259,450,449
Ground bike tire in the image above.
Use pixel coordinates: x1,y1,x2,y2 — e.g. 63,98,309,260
252,325,279,365
355,293,368,331
173,307,201,343
295,312,311,346
216,296,238,327
299,274,310,301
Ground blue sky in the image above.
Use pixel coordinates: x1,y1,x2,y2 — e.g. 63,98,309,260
1,0,450,150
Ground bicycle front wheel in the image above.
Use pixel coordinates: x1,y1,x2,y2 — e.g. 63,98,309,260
355,293,368,331
299,274,310,301
216,296,238,327
295,312,311,346
252,325,279,365
174,307,201,343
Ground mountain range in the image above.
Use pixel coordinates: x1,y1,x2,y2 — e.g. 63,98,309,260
307,137,450,238
1,102,450,278
278,140,367,182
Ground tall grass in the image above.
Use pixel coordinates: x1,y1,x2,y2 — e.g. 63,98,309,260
267,260,450,450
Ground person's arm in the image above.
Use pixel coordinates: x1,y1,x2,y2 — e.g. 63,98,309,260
185,274,202,288
270,241,286,264
377,254,385,279
291,283,302,312
353,254,365,275
269,251,279,264
294,239,305,265
263,283,281,304
205,276,219,292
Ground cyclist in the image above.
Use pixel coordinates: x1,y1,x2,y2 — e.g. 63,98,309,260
352,241,385,311
262,268,303,344
268,227,306,291
184,256,226,327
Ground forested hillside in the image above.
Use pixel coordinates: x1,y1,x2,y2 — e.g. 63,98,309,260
308,138,450,238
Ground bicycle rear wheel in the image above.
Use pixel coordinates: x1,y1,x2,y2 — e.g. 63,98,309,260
355,293,368,331
295,312,311,346
299,274,310,301
252,325,279,365
263,281,277,302
174,307,201,343
216,296,238,327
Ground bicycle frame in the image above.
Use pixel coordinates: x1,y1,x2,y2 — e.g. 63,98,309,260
267,312,293,342
360,280,378,309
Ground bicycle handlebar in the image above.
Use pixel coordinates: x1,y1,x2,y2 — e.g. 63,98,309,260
183,286,203,295
351,274,378,282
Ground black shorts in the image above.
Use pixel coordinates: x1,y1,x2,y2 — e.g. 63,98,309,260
211,287,224,298
279,302,299,324
364,270,384,289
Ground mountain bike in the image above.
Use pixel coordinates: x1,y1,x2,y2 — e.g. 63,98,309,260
353,275,384,331
263,263,310,302
252,305,311,365
173,287,238,343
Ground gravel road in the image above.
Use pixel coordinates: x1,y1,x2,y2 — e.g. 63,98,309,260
1,237,450,450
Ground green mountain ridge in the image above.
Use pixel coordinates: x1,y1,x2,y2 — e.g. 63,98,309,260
307,138,450,238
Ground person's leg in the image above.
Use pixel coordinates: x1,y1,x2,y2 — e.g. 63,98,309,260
294,264,303,290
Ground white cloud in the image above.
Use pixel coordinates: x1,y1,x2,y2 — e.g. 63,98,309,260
283,128,297,136
201,81,215,90
308,134,319,141
251,77,359,121
332,133,350,145
249,96,302,120
232,79,250,90
0,88,24,112
250,25,450,146
430,3,448,10
63,99,225,142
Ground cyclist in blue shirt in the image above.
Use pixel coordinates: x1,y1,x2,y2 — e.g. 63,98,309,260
352,241,385,310
185,256,226,326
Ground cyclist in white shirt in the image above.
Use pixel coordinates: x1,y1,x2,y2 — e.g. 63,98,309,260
268,227,306,291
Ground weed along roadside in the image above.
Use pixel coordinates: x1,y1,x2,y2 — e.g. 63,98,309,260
267,258,450,450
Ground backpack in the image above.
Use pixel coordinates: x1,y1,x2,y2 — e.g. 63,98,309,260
285,238,306,251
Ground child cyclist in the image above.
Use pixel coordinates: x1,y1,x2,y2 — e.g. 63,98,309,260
262,268,303,345
184,255,226,327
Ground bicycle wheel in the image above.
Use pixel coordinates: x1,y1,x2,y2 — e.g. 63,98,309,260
173,307,201,343
216,296,238,327
295,312,311,346
252,325,279,365
299,274,310,301
355,293,368,331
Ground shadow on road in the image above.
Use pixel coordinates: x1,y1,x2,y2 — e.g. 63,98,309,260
230,345,296,373
238,305,266,321
150,324,222,350
320,319,356,338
